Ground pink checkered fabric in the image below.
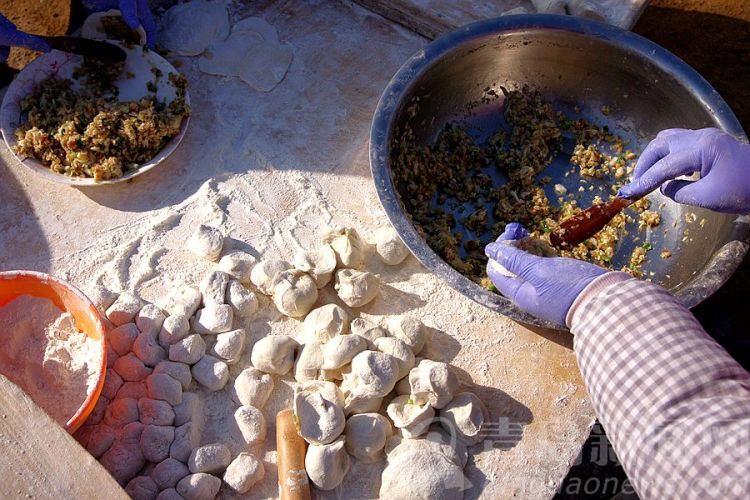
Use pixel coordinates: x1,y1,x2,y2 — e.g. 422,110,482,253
568,274,750,499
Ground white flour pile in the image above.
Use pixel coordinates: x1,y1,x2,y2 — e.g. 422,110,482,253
0,295,101,425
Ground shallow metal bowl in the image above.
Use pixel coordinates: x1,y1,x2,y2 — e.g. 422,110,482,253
370,14,749,329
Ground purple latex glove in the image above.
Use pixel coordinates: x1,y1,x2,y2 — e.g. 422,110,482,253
0,15,51,62
618,128,750,214
82,0,157,48
485,223,607,326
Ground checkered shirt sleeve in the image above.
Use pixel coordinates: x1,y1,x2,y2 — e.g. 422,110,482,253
568,273,750,499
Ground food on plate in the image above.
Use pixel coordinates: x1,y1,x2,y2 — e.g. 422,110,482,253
13,53,189,181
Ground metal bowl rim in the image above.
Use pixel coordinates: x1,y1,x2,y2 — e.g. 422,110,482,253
369,13,748,330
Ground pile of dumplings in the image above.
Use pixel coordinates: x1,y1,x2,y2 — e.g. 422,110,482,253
75,250,266,498
245,226,489,498
79,222,488,499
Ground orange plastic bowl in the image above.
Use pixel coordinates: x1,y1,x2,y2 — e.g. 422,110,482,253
0,271,107,433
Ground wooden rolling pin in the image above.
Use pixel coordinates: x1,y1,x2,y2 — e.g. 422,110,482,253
276,409,311,500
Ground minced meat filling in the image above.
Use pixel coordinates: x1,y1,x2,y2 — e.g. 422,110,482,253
14,59,190,182
393,86,662,287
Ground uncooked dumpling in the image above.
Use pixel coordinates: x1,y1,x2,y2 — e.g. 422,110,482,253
385,429,468,469
350,317,387,348
188,224,225,262
387,316,429,355
250,259,291,295
160,0,230,56
292,246,337,288
374,226,409,265
234,405,267,446
218,251,256,284
321,334,366,370
199,17,293,92
387,395,435,439
302,304,349,343
344,413,393,463
439,392,489,446
304,437,351,491
294,341,324,382
319,367,343,382
334,269,379,308
323,227,366,269
409,359,459,409
340,351,398,417
340,350,399,399
380,450,465,500
250,335,298,375
293,381,345,445
272,270,318,318
233,367,274,408
374,337,415,380
343,394,383,417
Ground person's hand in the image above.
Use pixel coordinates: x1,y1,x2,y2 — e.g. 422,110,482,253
618,128,750,214
0,15,51,62
82,0,157,49
485,223,607,326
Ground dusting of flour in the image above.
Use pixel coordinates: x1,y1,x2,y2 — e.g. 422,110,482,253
0,295,101,426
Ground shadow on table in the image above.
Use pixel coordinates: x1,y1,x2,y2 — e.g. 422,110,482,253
0,166,52,273
525,324,575,350
419,326,463,363
464,381,534,499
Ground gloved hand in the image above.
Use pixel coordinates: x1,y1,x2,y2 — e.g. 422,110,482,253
485,223,607,326
82,0,157,49
0,15,51,63
618,128,750,214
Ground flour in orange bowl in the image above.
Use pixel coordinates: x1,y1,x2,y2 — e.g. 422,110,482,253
0,294,102,425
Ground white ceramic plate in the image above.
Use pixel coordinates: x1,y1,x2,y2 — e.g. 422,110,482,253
0,43,190,186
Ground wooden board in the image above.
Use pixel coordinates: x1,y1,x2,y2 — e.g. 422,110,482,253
0,375,127,499
352,0,528,39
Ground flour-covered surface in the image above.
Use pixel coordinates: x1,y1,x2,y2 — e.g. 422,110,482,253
0,0,594,498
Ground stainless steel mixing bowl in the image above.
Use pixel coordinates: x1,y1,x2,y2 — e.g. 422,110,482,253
370,14,750,329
